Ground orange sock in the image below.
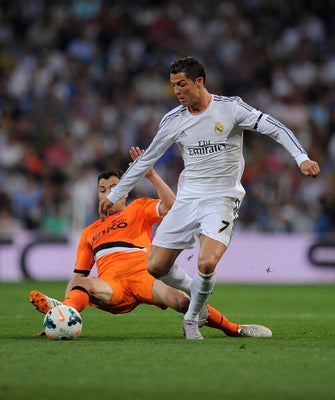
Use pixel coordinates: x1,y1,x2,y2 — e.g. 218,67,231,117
206,305,240,336
62,286,90,312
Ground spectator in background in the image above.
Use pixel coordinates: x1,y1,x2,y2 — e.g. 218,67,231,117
315,174,335,235
0,0,334,235
41,201,71,237
0,191,23,240
11,174,43,230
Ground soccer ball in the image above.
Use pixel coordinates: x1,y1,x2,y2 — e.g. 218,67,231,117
43,305,83,340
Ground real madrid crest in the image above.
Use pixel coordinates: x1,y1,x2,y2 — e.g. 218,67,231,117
214,121,224,134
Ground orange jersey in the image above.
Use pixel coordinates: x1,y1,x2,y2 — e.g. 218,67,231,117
73,198,164,314
74,198,162,280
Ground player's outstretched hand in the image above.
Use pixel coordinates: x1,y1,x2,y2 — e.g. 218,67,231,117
300,160,320,177
129,146,154,179
129,146,144,161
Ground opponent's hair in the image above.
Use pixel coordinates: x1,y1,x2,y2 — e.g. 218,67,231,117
97,169,123,184
170,56,206,83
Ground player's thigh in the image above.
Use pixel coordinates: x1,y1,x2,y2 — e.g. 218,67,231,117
152,199,199,250
196,197,238,273
199,197,238,247
81,277,114,304
148,246,181,276
152,279,189,313
198,235,227,274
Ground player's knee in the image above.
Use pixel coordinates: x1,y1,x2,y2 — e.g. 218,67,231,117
70,276,90,292
147,262,164,278
71,276,85,287
198,254,219,275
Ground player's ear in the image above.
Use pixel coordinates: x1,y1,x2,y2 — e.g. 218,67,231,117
196,77,204,88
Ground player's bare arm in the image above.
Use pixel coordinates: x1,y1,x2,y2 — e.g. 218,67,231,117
129,146,176,216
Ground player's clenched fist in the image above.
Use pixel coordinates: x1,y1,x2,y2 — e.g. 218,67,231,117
299,160,320,178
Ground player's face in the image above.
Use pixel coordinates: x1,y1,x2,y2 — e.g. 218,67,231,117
170,72,203,109
98,176,127,213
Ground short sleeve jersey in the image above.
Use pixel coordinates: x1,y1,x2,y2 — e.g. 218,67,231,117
74,198,162,279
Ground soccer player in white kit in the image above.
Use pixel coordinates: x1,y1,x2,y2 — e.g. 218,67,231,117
100,56,320,339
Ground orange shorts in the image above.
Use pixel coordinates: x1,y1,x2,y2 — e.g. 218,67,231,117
96,270,167,314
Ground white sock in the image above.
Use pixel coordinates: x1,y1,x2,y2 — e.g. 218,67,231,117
184,271,216,322
158,263,192,295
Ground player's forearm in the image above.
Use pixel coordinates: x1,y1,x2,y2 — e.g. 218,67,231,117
146,169,176,210
107,160,152,203
257,114,309,166
109,138,170,203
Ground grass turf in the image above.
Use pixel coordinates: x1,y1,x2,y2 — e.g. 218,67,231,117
0,281,334,400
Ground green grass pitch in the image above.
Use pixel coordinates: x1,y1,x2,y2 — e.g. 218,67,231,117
0,281,334,400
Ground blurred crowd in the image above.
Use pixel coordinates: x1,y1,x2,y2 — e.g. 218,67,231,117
0,0,334,239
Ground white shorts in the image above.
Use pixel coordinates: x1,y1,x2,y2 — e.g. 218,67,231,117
152,197,241,249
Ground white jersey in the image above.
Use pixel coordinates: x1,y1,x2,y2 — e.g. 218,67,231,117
108,95,309,203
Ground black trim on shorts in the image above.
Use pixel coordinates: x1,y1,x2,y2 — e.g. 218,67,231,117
93,241,145,256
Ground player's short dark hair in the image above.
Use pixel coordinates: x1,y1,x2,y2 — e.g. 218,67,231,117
170,56,206,84
97,169,123,184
